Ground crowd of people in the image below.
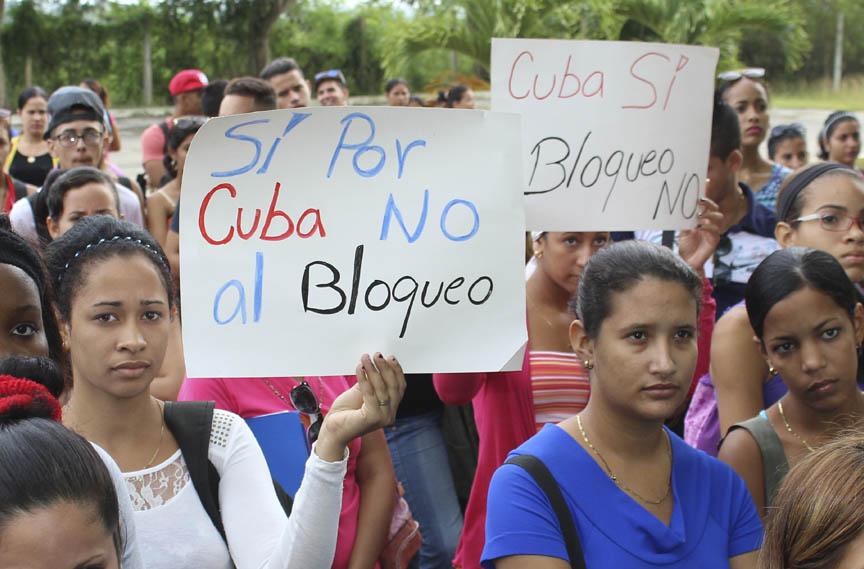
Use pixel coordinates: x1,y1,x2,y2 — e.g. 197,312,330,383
1,56,863,569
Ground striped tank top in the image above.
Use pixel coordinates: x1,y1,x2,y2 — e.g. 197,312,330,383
529,351,590,432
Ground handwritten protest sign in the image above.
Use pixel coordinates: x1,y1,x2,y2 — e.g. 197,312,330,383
180,108,527,378
491,39,719,231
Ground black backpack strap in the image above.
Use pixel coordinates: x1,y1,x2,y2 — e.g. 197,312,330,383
12,176,27,201
163,401,227,543
505,454,587,569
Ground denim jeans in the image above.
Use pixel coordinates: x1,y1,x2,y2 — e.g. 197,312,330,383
385,410,464,569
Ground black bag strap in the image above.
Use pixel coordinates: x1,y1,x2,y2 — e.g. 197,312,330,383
505,454,587,569
12,177,27,201
163,401,227,543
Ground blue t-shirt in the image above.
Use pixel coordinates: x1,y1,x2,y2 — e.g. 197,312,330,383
481,424,762,568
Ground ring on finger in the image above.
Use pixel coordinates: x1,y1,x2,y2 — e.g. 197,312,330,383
378,399,391,406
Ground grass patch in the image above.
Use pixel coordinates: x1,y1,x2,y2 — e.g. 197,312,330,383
771,75,864,110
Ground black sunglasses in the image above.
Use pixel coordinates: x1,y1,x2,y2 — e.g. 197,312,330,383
290,381,324,445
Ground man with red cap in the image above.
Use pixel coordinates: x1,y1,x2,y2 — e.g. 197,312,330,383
139,69,208,189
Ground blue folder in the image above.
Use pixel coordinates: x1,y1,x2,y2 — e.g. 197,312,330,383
245,411,310,498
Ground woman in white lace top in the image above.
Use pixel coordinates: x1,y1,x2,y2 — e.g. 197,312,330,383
45,216,406,569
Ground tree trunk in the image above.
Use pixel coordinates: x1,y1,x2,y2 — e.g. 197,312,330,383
0,0,6,108
24,54,31,87
143,24,153,106
248,0,293,74
832,11,844,93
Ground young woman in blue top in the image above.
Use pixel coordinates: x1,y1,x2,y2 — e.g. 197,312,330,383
482,240,762,569
718,247,864,519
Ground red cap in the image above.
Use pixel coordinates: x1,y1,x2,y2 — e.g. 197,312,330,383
169,69,209,96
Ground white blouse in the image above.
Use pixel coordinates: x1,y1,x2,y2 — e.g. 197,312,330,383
123,409,347,569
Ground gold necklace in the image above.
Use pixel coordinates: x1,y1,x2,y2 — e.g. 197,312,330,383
576,415,673,505
777,401,815,452
145,401,166,468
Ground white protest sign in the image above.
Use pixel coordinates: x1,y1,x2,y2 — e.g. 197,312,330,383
180,107,527,378
491,39,719,231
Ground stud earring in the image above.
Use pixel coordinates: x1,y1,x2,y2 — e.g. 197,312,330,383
768,365,777,376
535,251,543,259
583,360,593,370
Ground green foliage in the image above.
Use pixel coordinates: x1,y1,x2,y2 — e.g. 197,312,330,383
0,0,858,106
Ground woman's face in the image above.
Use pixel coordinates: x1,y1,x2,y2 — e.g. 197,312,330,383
0,500,119,569
723,78,769,149
825,120,861,168
782,175,864,282
66,253,170,400
48,184,120,240
774,136,808,170
0,263,49,359
170,132,197,177
387,84,410,107
534,232,609,295
761,286,863,409
453,89,476,109
576,277,698,421
19,96,48,139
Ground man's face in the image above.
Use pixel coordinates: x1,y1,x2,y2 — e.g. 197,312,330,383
316,80,348,106
219,94,258,116
269,70,310,109
177,89,204,116
47,119,107,169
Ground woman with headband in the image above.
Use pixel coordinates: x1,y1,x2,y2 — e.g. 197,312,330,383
818,111,862,173
687,162,864,456
718,68,791,210
433,217,722,569
718,247,864,519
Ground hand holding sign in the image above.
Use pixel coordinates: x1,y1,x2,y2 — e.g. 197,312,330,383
316,353,406,462
180,107,526,377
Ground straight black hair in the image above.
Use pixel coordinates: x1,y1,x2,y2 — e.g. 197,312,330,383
746,247,858,340
0,383,120,551
710,91,741,160
447,85,470,108
17,86,47,111
818,111,859,160
46,166,118,220
385,78,409,94
572,240,702,339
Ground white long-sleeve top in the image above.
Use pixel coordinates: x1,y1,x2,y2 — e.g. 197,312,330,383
123,408,347,569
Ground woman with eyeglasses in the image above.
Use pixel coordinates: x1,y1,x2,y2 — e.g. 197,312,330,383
6,87,56,188
147,118,203,249
687,163,864,457
180,372,399,569
47,215,406,569
767,123,808,171
818,111,862,173
718,247,864,520
718,69,790,210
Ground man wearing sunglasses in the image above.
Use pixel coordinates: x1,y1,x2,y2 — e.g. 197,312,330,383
315,69,350,107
